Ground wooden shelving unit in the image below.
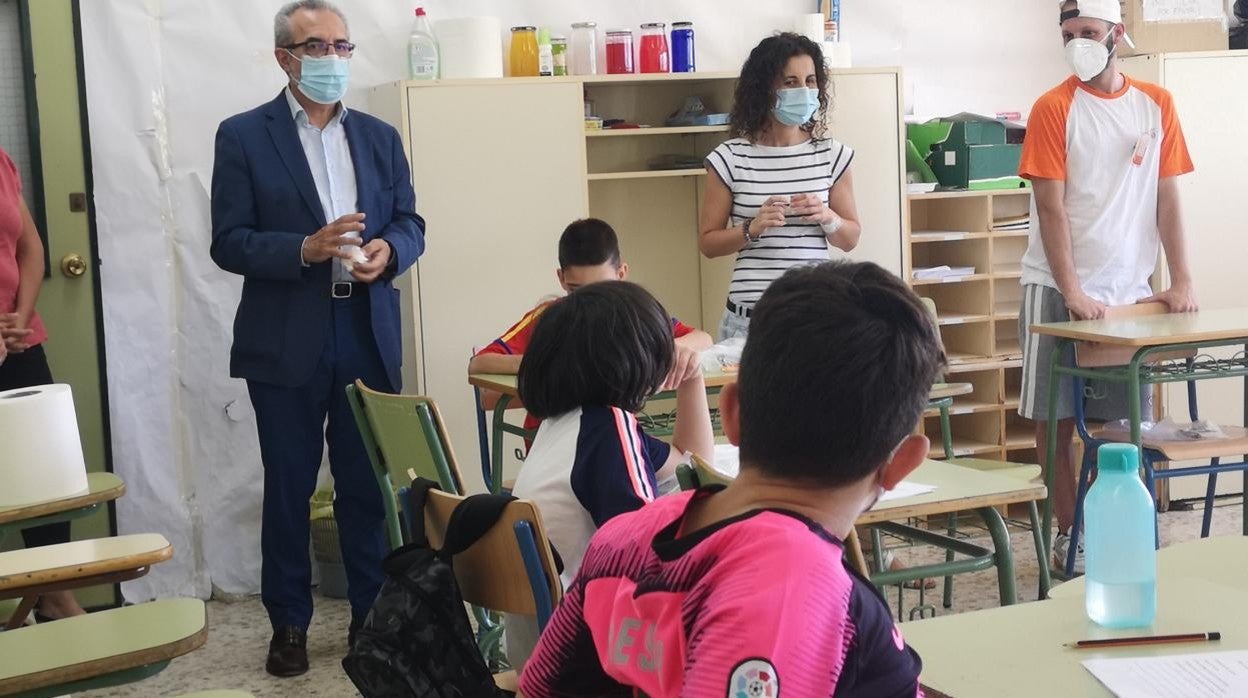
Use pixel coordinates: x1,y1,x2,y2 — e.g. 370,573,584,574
907,188,1035,463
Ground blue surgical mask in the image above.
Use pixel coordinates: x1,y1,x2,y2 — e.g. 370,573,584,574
289,52,350,105
773,87,819,126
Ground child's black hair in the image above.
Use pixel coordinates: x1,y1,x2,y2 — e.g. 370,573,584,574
558,218,622,269
518,281,674,419
737,261,946,487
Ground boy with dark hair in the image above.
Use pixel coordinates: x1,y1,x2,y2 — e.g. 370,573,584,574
468,218,712,414
521,261,943,697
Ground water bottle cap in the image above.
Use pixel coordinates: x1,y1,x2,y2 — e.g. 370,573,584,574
415,7,426,17
1098,443,1140,471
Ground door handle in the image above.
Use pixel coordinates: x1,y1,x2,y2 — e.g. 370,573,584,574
61,253,87,278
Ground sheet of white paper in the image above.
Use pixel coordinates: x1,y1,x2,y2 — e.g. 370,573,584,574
1083,651,1248,698
877,480,937,503
1142,0,1225,22
710,444,935,504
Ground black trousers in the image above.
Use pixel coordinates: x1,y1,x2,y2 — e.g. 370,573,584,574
0,344,70,548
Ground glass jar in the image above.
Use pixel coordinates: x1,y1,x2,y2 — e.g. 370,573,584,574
551,35,569,76
510,26,539,77
671,22,695,73
639,23,669,73
605,29,634,74
570,22,598,75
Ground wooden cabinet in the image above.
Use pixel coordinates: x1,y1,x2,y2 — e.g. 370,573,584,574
1121,50,1248,500
373,70,905,490
905,189,1037,462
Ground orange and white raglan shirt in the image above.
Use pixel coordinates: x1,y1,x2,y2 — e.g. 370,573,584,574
1019,75,1194,305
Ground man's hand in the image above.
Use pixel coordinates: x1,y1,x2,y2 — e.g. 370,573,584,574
1140,285,1199,313
661,344,702,392
303,213,366,264
1065,292,1107,321
349,238,392,284
0,313,32,353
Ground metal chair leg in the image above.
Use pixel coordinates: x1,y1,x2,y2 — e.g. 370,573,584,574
1202,460,1219,538
943,513,955,609
1068,445,1096,576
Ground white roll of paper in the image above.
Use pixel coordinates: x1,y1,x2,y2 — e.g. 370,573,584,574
435,17,505,79
0,384,89,507
794,13,826,44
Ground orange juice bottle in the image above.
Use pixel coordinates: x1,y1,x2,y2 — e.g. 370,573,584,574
510,26,540,77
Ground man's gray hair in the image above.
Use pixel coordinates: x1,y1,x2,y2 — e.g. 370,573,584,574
274,0,349,47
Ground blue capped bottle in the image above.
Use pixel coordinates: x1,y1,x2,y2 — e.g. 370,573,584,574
1084,443,1157,628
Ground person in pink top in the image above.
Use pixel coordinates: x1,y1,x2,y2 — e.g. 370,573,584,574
0,146,86,622
521,261,944,698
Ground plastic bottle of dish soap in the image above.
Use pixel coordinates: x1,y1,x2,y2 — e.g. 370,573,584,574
1084,443,1157,628
408,7,439,80
537,27,554,77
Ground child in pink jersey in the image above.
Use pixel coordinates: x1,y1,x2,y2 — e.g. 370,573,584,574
521,261,943,697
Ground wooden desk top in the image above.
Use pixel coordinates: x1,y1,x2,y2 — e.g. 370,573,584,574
0,597,207,693
857,460,1047,525
469,370,739,397
904,578,1248,698
0,472,124,527
1031,308,1248,346
1048,536,1248,600
929,382,974,401
0,533,172,595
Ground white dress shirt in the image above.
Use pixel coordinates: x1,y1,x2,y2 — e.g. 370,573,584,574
286,87,359,283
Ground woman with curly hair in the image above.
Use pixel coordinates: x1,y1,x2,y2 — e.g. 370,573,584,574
699,33,861,340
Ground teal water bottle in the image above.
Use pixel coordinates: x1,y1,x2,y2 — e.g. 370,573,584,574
1084,443,1156,628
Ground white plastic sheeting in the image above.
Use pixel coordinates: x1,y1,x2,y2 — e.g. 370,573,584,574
80,0,1063,600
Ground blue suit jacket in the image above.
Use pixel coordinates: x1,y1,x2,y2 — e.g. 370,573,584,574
210,92,424,390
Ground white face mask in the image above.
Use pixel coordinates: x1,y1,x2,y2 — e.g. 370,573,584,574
1065,30,1116,82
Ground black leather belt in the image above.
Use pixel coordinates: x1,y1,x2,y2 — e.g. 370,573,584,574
332,282,365,299
726,298,753,319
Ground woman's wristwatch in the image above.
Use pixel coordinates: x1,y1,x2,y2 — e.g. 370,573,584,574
741,217,758,244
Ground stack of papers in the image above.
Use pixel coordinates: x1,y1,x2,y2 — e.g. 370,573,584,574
913,265,975,280
1083,650,1248,697
708,444,936,505
992,215,1030,231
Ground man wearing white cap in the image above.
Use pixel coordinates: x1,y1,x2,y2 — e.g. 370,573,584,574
1017,0,1198,574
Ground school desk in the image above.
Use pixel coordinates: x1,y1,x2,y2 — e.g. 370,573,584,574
1047,535,1248,599
904,577,1247,698
0,472,125,543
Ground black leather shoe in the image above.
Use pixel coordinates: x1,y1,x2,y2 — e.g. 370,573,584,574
348,617,363,649
266,625,309,677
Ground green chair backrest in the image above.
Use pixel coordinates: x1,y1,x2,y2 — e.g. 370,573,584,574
346,381,465,549
675,463,699,491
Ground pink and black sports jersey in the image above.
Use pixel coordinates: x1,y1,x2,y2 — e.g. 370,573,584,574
521,489,924,698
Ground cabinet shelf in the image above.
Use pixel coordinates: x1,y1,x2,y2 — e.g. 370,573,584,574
936,313,992,326
587,169,707,181
586,125,730,138
948,397,1003,415
993,264,1023,278
928,437,1001,459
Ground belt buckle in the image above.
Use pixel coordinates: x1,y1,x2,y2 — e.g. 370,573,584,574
332,282,353,299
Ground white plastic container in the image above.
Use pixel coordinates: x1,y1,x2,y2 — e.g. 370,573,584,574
408,7,439,80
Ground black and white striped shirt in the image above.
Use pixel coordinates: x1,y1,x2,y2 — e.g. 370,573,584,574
706,137,854,307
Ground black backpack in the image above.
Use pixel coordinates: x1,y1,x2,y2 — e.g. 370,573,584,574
342,478,515,698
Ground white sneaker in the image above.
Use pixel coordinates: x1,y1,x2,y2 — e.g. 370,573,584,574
1053,532,1085,575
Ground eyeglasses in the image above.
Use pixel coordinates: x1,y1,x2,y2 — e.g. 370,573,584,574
283,39,355,58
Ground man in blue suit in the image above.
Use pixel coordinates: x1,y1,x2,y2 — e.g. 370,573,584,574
209,0,424,677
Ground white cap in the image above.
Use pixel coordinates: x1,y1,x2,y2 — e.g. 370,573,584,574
1060,0,1135,48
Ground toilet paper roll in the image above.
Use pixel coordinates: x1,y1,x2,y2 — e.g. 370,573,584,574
824,41,853,69
0,384,89,507
435,17,505,79
794,13,826,44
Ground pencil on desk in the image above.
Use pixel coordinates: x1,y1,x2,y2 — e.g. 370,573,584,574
1066,631,1221,649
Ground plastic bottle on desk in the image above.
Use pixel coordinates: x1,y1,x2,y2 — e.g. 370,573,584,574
1084,443,1157,628
407,7,439,80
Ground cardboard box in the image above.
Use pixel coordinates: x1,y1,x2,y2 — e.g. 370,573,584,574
1119,0,1229,56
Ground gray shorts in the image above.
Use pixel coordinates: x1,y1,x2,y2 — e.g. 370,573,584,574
718,308,750,342
1018,284,1152,422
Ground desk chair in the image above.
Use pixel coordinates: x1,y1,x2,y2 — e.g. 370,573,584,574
347,381,465,550
676,459,871,578
421,487,563,688
1065,303,1248,576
